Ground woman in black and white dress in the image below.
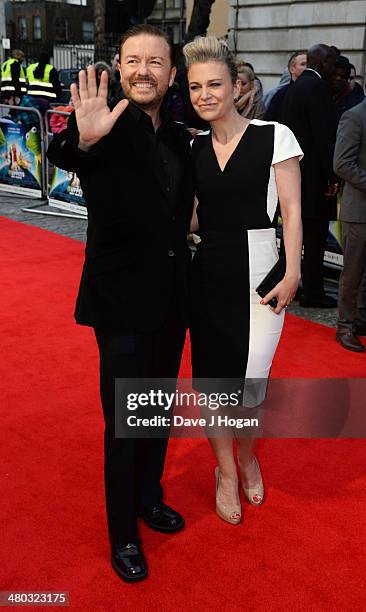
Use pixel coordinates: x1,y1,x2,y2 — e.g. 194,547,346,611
183,37,303,524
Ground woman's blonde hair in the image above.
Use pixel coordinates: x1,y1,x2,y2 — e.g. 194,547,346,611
183,36,238,84
236,62,255,86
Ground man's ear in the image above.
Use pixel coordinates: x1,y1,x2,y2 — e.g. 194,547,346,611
169,66,177,87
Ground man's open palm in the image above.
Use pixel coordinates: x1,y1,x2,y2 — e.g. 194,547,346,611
71,65,129,148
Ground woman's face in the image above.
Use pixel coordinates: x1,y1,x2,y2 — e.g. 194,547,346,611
188,60,239,122
238,72,252,96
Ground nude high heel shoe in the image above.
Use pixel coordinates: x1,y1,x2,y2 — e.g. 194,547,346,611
215,467,241,525
239,455,264,505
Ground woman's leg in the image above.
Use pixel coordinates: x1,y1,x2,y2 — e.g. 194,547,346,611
209,435,241,521
236,437,263,505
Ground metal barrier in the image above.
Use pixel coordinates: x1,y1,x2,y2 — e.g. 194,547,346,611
0,103,87,219
0,103,46,199
45,109,87,219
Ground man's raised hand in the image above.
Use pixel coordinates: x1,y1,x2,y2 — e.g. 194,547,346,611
71,65,129,150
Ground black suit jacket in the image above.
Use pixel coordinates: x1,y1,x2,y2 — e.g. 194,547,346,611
47,105,194,332
281,69,338,220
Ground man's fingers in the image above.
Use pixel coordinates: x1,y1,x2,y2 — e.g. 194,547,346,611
110,99,129,123
87,65,97,99
97,70,109,99
70,82,80,110
78,70,88,102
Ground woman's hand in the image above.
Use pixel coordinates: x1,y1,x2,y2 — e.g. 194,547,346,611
71,65,129,150
260,274,300,314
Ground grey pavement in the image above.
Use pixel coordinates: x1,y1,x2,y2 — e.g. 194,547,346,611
0,192,339,328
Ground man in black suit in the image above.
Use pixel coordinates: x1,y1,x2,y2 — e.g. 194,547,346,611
47,25,194,583
281,44,338,307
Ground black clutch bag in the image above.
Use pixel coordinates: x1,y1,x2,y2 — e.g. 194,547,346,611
256,256,286,308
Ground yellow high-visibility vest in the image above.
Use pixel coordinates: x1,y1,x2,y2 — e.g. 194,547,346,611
1,58,27,94
26,63,57,98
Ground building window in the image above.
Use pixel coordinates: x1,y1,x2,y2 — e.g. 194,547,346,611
55,18,68,42
18,17,27,41
166,0,183,7
82,21,94,43
33,16,41,41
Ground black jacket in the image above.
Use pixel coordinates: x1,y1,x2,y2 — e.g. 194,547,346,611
281,69,338,220
47,104,194,332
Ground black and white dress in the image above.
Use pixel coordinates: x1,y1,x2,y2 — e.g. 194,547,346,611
190,120,303,406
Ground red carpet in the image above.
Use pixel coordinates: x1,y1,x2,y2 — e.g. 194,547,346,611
1,216,366,611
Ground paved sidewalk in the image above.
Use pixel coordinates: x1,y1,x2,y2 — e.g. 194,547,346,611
0,192,339,328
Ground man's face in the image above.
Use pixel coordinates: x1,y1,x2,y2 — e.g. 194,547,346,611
331,67,349,94
290,54,307,80
119,34,176,111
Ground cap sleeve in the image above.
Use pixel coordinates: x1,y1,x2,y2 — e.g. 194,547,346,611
272,122,303,165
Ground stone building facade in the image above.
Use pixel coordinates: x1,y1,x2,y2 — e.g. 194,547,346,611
187,0,366,91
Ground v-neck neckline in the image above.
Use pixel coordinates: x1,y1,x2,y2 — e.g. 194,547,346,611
211,122,253,173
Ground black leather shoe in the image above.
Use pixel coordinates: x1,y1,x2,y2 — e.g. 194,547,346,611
336,330,365,352
140,503,185,533
111,542,148,583
299,295,337,308
354,324,366,337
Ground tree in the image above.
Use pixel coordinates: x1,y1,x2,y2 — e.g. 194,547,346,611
185,0,216,42
94,0,106,47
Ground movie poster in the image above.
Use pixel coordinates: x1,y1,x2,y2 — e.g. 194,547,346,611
48,166,87,216
0,119,42,197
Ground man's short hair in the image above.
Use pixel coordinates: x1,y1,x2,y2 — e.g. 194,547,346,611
335,55,351,79
11,49,25,61
288,51,306,71
119,24,174,65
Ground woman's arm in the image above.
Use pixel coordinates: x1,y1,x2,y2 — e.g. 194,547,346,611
190,196,199,233
260,156,302,314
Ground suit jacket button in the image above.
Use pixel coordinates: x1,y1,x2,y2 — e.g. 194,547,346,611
168,250,175,257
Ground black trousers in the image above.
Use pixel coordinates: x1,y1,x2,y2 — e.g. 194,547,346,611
337,221,366,330
94,305,186,544
302,217,330,300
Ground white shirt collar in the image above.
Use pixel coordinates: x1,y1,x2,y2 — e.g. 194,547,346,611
305,68,322,79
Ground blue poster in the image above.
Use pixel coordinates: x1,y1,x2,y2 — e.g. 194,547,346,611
0,119,42,197
48,166,87,216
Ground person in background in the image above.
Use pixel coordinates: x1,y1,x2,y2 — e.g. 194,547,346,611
242,61,263,95
265,52,307,121
349,64,365,99
8,93,47,131
0,50,27,103
281,43,339,308
334,98,366,351
235,62,265,119
109,52,124,106
93,61,116,107
26,52,62,108
331,56,365,123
